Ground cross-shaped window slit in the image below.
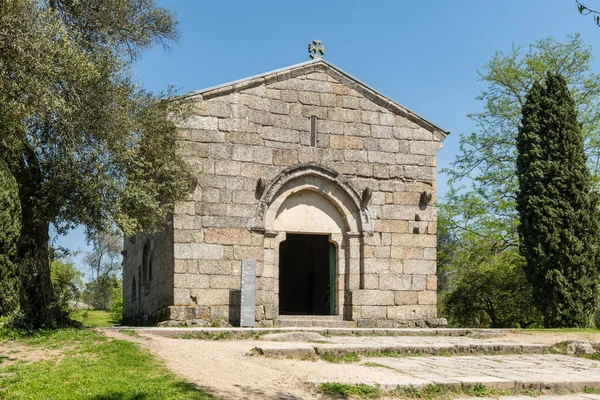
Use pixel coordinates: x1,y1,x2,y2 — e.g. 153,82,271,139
310,115,318,147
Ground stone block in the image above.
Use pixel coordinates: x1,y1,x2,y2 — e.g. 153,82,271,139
173,215,203,230
392,234,437,248
199,202,227,216
281,90,298,102
209,143,232,159
395,154,426,166
215,160,241,176
273,149,299,166
319,120,343,134
373,164,389,179
410,275,427,291
174,273,209,289
298,91,320,105
375,220,409,233
344,149,367,162
174,202,195,215
204,228,252,245
363,274,379,289
379,138,399,152
177,141,209,157
330,135,363,150
372,246,391,258
404,166,435,181
361,111,379,124
174,259,197,274
232,145,254,162
360,306,387,319
225,132,263,145
404,259,436,275
181,116,218,130
197,260,232,275
371,125,393,138
344,123,370,137
218,118,248,132
387,305,436,320
270,100,290,115
350,290,394,306
412,128,434,141
367,151,394,164
173,288,191,304
418,290,436,305
379,274,411,290
173,230,204,244
189,130,225,143
232,190,256,205
380,113,395,126
301,105,328,119
189,289,230,305
364,258,389,273
381,205,416,220
253,147,273,164
209,275,239,289
394,291,418,305
424,247,436,260
389,259,403,273
233,246,264,261
426,275,438,291
174,243,224,260
263,127,299,143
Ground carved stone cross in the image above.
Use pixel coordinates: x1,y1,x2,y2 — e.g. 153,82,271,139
308,40,325,59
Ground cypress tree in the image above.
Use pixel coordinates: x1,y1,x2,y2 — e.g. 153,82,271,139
516,72,600,328
0,160,21,315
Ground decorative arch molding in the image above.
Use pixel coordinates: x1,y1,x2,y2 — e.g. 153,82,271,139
253,163,373,234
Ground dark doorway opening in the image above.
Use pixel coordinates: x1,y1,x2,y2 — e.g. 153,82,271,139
279,234,334,315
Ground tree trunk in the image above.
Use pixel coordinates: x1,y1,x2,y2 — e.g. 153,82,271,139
15,181,66,328
16,212,61,328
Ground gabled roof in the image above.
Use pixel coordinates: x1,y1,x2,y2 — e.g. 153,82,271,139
180,59,449,138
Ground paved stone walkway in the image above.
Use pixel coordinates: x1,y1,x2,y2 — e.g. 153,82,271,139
346,354,600,390
254,335,558,357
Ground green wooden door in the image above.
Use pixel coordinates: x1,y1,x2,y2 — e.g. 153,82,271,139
328,242,336,315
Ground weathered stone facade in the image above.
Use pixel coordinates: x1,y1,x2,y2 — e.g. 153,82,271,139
123,59,447,327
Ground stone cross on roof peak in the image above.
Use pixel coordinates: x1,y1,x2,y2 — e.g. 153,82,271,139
308,40,325,60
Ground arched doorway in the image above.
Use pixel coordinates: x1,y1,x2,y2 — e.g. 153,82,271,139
255,164,369,320
279,234,335,315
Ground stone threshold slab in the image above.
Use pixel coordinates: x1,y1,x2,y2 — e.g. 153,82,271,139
108,326,509,338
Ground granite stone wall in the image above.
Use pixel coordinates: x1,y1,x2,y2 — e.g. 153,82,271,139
123,60,446,327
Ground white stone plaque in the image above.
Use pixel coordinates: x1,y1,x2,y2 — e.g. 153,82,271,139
240,260,256,327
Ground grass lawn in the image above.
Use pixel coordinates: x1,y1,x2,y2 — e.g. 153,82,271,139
71,309,119,328
0,328,217,399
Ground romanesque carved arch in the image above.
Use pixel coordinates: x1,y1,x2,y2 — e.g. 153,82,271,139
253,163,372,234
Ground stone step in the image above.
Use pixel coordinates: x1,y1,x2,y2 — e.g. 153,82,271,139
113,326,510,338
276,315,344,320
275,315,356,328
253,341,552,357
309,354,600,396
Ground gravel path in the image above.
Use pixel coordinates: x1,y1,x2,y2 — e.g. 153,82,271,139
102,329,600,400
103,330,404,399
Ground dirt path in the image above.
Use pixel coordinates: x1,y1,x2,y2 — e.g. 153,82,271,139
101,329,600,400
102,330,406,399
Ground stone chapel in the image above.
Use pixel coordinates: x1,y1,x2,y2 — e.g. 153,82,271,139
122,45,448,327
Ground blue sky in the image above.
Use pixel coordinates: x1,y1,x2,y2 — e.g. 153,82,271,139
56,0,600,271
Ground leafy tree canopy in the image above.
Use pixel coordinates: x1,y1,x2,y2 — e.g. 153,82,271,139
0,0,194,327
443,34,600,251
